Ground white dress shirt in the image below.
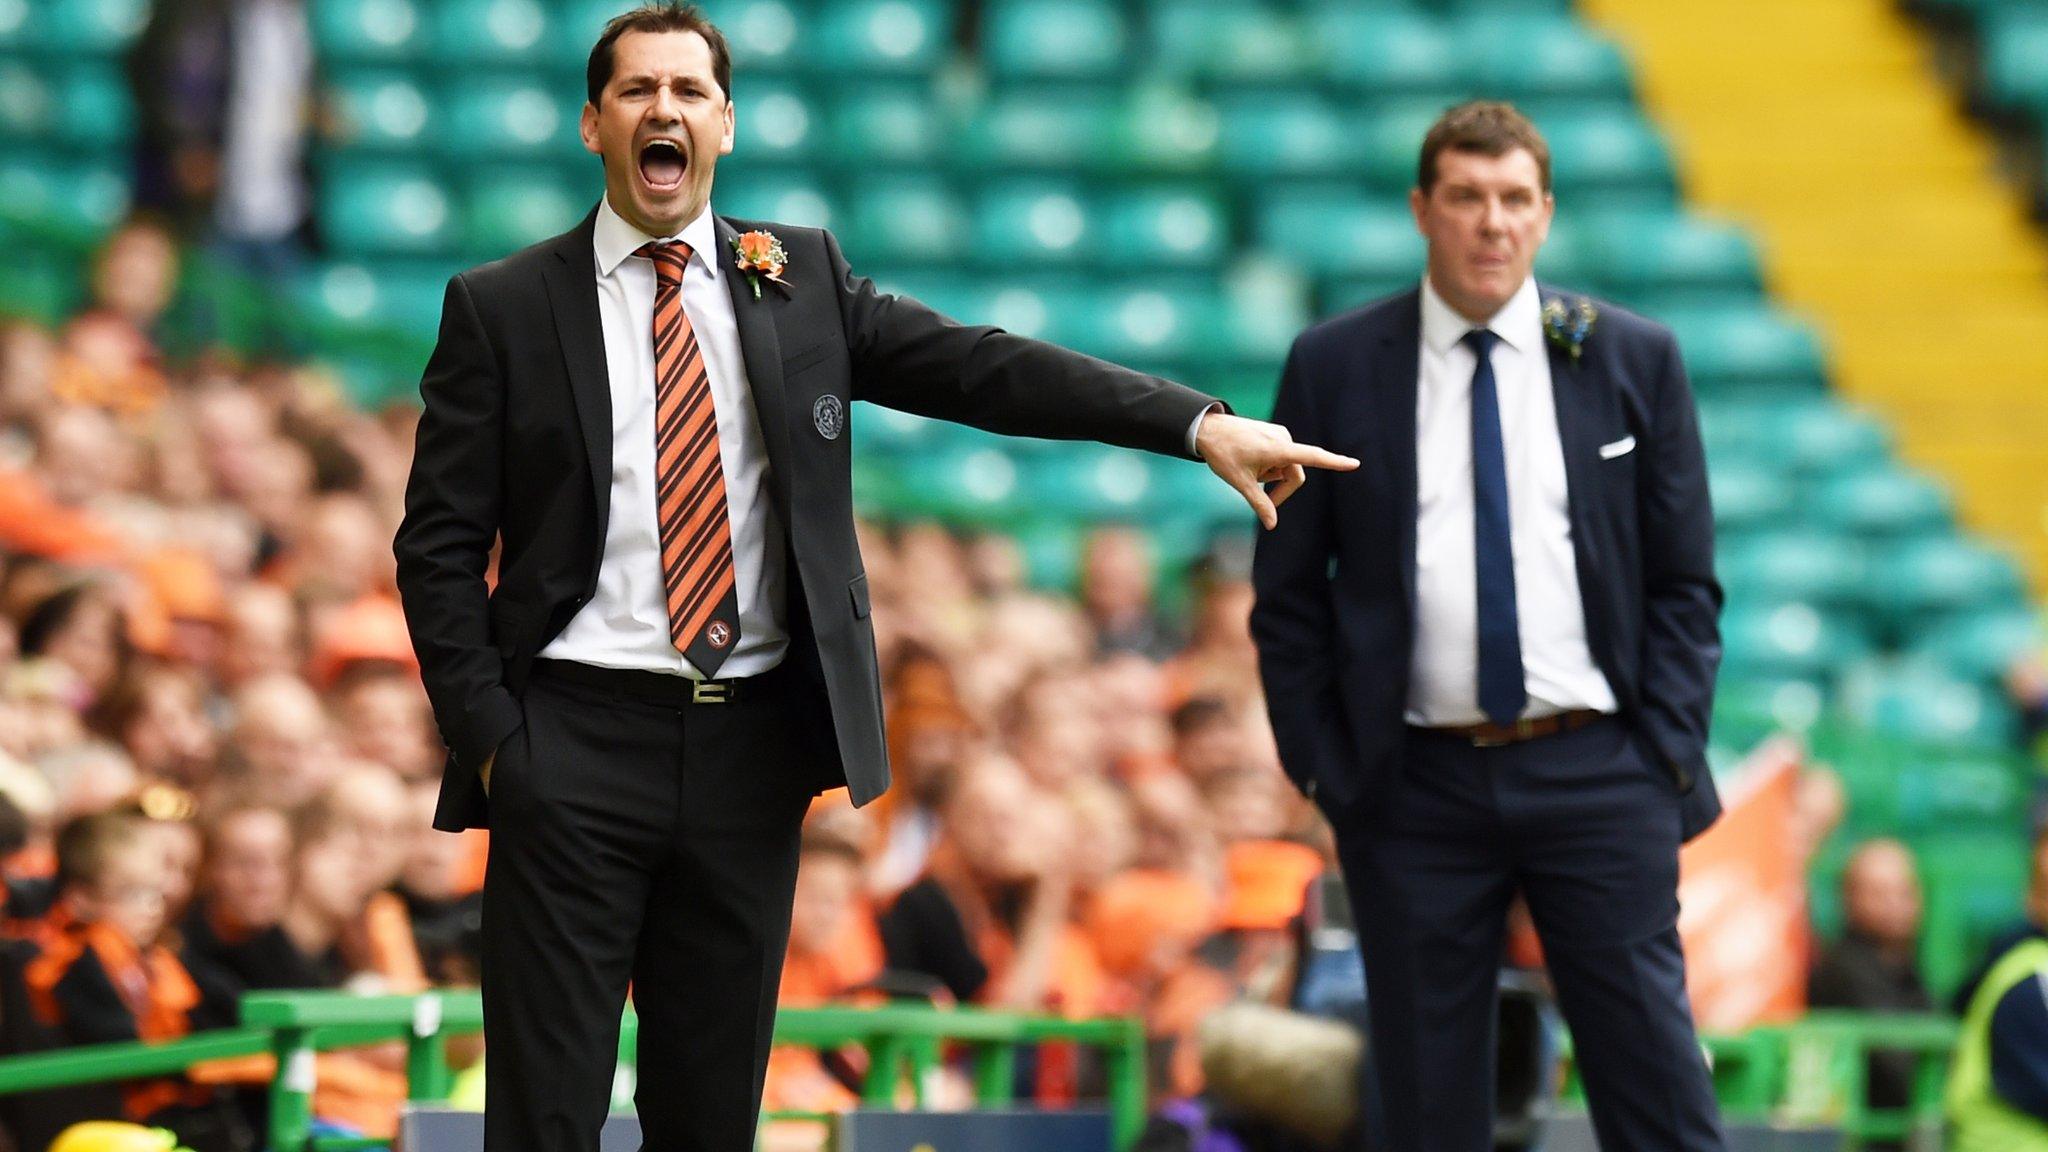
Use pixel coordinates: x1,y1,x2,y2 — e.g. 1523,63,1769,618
1406,275,1617,726
539,198,789,678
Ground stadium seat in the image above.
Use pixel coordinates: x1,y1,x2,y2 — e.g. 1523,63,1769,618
841,177,968,266
1918,832,2035,997
1979,10,2048,124
0,58,54,141
821,83,946,170
971,181,1094,268
319,163,459,256
1575,210,1763,303
983,0,1128,82
806,0,952,77
1150,1,1311,86
23,0,145,55
0,241,83,325
701,0,805,75
1863,535,2027,626
312,0,428,64
325,72,435,153
1720,600,1872,681
0,152,129,245
957,88,1116,172
48,63,132,152
1023,443,1164,521
1257,191,1425,282
1811,466,1953,539
1097,187,1228,270
292,260,453,341
731,80,819,166
1706,458,1799,536
1356,99,1458,191
438,78,578,162
1063,282,1219,366
431,0,552,67
1541,108,1677,204
1776,400,1894,479
1219,95,1369,181
713,171,835,229
1315,9,1467,96
1719,531,1865,608
1655,303,1827,394
1906,608,2044,687
0,2,25,54
1457,15,1634,102
464,170,586,259
1836,659,2015,749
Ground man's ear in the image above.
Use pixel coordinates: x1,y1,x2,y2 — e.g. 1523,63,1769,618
719,99,735,157
580,100,601,156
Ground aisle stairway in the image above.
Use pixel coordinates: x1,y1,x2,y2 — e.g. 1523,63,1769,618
1581,0,2048,594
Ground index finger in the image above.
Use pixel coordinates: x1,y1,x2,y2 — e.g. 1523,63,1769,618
1284,443,1360,471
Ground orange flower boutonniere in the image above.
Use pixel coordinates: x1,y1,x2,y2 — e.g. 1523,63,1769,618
732,230,790,299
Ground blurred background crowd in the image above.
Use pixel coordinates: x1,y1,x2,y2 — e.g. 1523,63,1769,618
7,0,2048,1148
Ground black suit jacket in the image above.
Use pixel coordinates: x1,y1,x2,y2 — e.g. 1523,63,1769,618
395,208,1219,831
1250,285,1724,842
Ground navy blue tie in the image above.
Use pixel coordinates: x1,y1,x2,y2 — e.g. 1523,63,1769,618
1464,329,1526,726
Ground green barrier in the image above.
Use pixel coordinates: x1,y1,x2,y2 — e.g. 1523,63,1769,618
1779,1011,1958,1148
0,992,1147,1152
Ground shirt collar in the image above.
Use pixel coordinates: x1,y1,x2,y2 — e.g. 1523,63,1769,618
593,196,722,280
1420,273,1542,356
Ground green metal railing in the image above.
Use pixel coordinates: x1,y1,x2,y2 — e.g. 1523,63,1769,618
0,991,1148,1152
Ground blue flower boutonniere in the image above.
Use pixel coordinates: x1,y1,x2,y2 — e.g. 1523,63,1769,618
1541,296,1598,365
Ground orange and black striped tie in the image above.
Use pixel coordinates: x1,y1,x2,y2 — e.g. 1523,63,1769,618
637,240,740,676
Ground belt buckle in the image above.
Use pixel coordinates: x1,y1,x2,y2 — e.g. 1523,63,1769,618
1472,717,1535,748
691,680,730,705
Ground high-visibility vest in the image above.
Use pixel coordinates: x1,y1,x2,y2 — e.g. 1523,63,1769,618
1946,936,2048,1152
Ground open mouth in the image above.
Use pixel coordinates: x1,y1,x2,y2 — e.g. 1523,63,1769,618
638,139,686,192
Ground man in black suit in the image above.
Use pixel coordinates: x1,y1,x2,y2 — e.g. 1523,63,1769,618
1251,102,1727,1151
392,5,1353,1150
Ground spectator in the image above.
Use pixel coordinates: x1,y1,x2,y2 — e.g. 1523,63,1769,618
87,665,217,788
179,803,299,995
1808,838,1932,1127
1079,527,1177,660
216,674,334,810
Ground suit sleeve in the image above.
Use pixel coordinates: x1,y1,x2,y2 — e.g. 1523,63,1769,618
1249,339,1342,800
1636,330,1722,786
393,274,521,773
821,230,1221,459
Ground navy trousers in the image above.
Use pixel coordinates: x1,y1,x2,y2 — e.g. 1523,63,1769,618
1329,717,1726,1152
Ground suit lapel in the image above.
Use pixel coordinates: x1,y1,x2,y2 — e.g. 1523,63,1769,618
1380,290,1422,613
542,207,615,546
716,216,795,521
1540,289,1601,570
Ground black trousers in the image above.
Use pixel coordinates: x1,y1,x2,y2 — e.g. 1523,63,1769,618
480,659,826,1152
1329,717,1726,1152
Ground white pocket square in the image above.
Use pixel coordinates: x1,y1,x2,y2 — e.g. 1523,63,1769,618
1599,435,1636,460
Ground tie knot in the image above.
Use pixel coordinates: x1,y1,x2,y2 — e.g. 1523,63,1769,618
1462,328,1499,356
636,240,693,282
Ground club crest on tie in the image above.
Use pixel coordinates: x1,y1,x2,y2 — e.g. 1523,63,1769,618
705,620,735,650
812,394,845,441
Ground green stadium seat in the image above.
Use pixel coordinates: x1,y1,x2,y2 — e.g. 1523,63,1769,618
432,0,552,66
1779,401,1893,478
0,152,129,245
0,1,25,53
1706,458,1798,536
1315,9,1467,96
1576,210,1763,302
821,83,946,169
1023,443,1164,521
1357,100,1455,192
1221,259,1314,364
807,0,952,77
1843,753,2027,837
971,181,1093,268
464,171,586,259
1837,659,2016,749
1541,108,1677,203
864,268,985,324
1656,303,1827,394
1864,535,2027,624
0,58,54,141
1011,518,1084,590
1907,608,2044,687
312,0,428,64
1063,282,1219,365
1424,0,1575,15
984,0,1128,82
1719,531,1865,608
1812,466,1953,539
1917,832,2034,998
732,81,819,166
25,0,146,54
957,88,1118,172
1979,11,2048,122
1458,15,1634,102
1097,187,1228,270
713,172,835,229
320,163,459,256
1257,191,1423,282
1150,2,1312,86
1117,87,1223,176
701,0,805,75
0,242,83,325
1219,95,1369,181
841,177,968,266
887,443,1026,523
439,79,577,161
326,72,435,153
50,63,132,151
1713,674,1827,744
1321,277,1418,315
1720,600,1873,681
552,0,628,73
292,260,455,347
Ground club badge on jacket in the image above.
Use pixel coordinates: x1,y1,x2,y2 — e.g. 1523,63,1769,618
813,394,845,440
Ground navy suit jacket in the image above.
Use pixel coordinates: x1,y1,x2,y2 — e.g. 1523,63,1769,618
1250,284,1724,842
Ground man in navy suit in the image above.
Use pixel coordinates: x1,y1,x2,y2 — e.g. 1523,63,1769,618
1251,102,1728,1151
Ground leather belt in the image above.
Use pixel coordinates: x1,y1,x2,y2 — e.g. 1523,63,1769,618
530,658,764,705
1421,709,1606,747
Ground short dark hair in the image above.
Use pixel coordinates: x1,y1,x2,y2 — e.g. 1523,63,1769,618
55,810,142,893
586,2,732,108
1417,101,1552,195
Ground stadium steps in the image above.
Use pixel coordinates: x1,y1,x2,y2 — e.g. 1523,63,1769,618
1582,0,2048,592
